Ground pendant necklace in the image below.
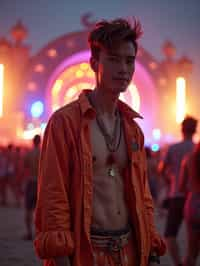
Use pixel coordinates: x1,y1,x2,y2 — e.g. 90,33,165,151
88,93,122,178
96,111,121,177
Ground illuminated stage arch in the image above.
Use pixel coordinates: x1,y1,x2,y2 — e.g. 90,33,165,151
46,50,141,113
46,50,158,139
22,29,166,142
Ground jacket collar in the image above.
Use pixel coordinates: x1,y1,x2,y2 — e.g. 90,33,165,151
78,89,143,120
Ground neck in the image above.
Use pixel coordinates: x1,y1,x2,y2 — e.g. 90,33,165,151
90,87,119,118
183,135,193,141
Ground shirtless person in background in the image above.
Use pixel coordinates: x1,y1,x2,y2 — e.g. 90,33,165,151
34,18,166,266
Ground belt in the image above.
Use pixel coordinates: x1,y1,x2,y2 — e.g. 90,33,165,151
91,226,131,252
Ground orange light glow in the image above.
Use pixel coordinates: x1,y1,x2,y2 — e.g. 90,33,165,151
64,82,92,105
50,62,140,115
52,104,60,112
86,69,95,78
47,49,57,58
34,64,45,73
75,70,84,78
65,86,77,99
22,127,41,140
119,83,140,112
52,79,63,96
0,64,4,117
80,63,89,70
28,81,37,91
176,77,186,124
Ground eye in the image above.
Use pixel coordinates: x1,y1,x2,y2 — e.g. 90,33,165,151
109,56,119,63
127,59,135,65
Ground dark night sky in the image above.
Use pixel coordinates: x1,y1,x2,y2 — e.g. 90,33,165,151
0,0,200,104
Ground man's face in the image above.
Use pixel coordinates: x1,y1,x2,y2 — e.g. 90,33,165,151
92,40,136,94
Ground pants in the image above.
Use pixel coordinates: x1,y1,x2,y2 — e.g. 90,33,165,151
24,180,37,210
164,196,185,237
184,192,200,232
92,232,139,266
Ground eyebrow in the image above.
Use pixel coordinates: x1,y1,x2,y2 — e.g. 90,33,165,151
108,53,136,60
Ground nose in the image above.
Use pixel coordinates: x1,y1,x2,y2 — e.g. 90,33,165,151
118,61,128,74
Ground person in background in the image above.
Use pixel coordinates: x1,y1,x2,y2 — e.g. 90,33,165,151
23,135,41,240
14,146,25,207
0,146,7,205
0,144,18,206
159,116,198,266
145,146,159,204
179,142,200,266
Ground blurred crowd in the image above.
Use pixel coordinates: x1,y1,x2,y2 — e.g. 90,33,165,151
145,116,200,266
0,135,41,240
0,143,28,207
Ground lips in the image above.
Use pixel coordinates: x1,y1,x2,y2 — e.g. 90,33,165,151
113,78,129,85
114,77,129,81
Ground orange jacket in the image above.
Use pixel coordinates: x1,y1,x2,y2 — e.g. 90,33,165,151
34,90,166,266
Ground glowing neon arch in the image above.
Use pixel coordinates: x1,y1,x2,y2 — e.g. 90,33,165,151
22,29,166,142
46,50,141,113
46,49,158,138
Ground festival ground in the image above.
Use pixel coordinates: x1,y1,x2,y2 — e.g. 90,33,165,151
0,203,199,266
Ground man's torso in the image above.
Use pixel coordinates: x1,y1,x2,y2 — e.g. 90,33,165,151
89,114,130,231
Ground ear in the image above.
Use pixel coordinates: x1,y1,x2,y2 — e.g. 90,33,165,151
90,57,98,73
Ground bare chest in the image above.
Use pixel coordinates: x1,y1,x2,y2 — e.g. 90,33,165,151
89,119,128,175
89,119,130,229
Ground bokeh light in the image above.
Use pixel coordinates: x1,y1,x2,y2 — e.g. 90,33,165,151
152,128,161,140
31,101,44,118
0,64,4,117
151,143,160,152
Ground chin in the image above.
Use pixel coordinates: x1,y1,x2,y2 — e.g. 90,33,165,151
115,86,128,93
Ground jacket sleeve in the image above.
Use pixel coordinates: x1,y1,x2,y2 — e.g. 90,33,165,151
34,112,74,259
141,144,166,256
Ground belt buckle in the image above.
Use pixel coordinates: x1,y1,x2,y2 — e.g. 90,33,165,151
108,236,122,252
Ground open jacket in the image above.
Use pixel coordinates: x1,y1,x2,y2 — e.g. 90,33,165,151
34,90,166,266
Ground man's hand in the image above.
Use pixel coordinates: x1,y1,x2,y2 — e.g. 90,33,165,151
148,252,160,265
